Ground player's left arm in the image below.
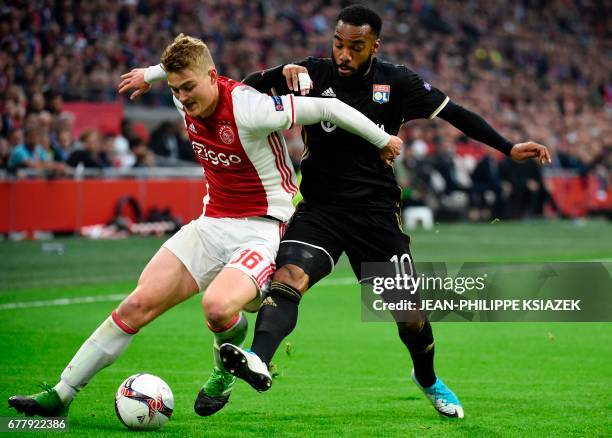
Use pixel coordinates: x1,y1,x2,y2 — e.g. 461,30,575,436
438,102,551,164
233,88,401,160
398,67,551,164
293,96,401,159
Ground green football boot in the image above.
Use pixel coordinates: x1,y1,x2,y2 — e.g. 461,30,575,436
193,368,236,416
8,384,69,417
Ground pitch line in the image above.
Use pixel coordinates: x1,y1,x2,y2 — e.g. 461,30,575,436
3,258,610,311
0,277,358,311
0,294,127,310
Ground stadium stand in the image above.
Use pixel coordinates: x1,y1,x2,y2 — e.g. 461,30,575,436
0,0,610,225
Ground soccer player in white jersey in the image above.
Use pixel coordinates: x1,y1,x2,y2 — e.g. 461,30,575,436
8,34,402,418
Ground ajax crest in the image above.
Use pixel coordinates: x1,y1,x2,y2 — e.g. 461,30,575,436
219,125,235,144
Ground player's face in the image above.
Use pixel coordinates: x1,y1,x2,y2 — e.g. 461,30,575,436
332,21,380,77
167,67,219,118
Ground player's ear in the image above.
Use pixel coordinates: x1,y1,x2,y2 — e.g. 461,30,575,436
372,38,381,54
208,68,218,85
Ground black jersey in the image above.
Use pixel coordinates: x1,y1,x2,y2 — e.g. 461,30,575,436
244,56,448,212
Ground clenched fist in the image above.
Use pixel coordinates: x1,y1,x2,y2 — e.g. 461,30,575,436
380,135,403,165
282,64,313,96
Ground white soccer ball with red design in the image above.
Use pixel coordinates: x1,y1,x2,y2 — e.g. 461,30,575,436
114,374,174,430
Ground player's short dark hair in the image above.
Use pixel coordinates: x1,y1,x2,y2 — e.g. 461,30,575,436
337,4,382,37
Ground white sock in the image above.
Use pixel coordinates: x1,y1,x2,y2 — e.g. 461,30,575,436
54,311,136,404
209,312,248,370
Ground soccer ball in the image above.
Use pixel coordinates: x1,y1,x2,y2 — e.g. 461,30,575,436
114,374,174,430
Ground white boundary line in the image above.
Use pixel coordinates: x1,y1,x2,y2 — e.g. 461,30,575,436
2,258,610,311
0,278,359,311
319,277,356,286
0,294,127,310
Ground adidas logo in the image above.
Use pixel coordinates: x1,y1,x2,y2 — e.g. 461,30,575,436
321,87,336,97
261,296,277,307
189,123,197,133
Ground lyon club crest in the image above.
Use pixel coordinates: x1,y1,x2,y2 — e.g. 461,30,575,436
373,84,390,104
218,125,235,144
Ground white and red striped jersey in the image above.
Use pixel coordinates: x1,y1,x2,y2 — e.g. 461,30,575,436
175,76,298,221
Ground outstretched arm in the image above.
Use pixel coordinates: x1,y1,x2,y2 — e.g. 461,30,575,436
293,96,400,162
118,64,166,100
234,90,401,162
293,97,389,148
119,62,313,99
395,66,551,164
438,101,551,164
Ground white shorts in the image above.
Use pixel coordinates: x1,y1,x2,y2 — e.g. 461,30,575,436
162,215,285,312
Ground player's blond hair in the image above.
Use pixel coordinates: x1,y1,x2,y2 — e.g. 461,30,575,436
161,33,215,74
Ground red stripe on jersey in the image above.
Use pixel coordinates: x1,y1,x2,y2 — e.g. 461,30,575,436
275,132,299,194
266,135,288,193
272,132,299,194
185,77,269,218
269,133,298,195
267,134,292,195
289,94,295,129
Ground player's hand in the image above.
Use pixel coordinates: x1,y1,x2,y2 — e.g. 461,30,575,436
510,141,552,165
282,64,313,95
380,135,402,165
118,68,151,100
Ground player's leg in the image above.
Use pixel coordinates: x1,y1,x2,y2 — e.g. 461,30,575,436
251,204,341,365
202,267,255,370
249,244,337,363
343,211,463,418
194,217,280,414
221,204,342,391
219,242,336,392
219,247,335,393
392,303,465,418
194,267,256,416
8,246,199,417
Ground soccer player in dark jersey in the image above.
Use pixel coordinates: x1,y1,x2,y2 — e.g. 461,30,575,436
220,5,550,419
120,5,550,419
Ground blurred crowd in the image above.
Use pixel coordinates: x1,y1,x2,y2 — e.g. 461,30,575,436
0,0,610,216
0,102,196,175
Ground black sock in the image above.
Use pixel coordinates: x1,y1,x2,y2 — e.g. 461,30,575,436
398,320,436,388
251,282,301,365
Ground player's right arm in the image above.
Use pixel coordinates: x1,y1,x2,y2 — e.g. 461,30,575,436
118,64,166,100
233,88,401,161
118,65,189,129
118,62,313,98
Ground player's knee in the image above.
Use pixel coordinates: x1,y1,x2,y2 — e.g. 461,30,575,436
397,320,426,335
117,288,157,329
201,294,234,326
272,264,308,293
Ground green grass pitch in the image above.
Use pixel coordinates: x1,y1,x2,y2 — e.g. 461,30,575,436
0,220,610,437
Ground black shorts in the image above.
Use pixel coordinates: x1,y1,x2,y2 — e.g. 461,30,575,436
279,202,413,285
